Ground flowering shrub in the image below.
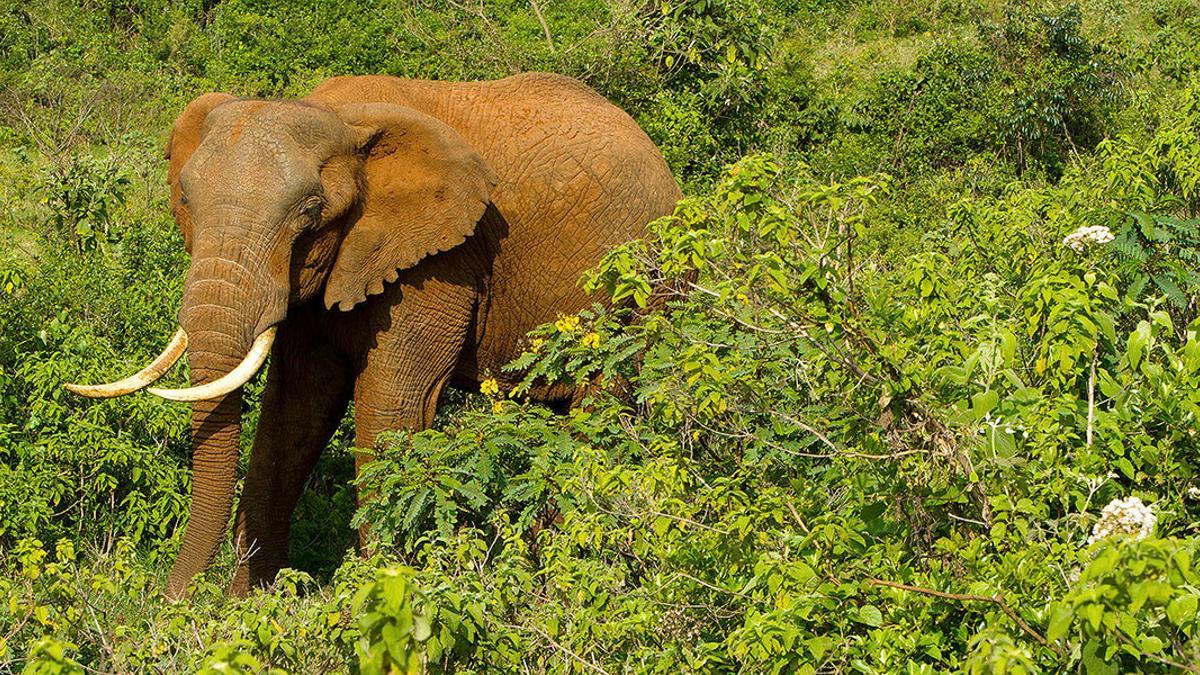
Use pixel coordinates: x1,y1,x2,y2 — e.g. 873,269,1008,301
1063,225,1116,252
1088,496,1157,545
3,0,1200,672
344,149,1200,670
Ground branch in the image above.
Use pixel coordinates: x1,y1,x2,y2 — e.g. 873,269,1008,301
501,623,610,674
867,578,1059,654
1086,348,1096,449
1113,632,1200,674
671,571,752,600
784,500,811,535
529,0,556,53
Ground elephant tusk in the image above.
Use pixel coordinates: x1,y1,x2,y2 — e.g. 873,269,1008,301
148,327,276,402
64,328,189,398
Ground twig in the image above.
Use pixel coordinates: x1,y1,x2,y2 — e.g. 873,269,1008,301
692,414,923,461
529,0,556,53
672,571,752,600
646,508,729,535
1114,632,1200,673
1086,349,1096,449
445,0,518,72
773,412,839,454
784,500,811,534
501,623,610,674
585,495,731,535
946,512,988,528
867,578,1056,652
769,412,924,460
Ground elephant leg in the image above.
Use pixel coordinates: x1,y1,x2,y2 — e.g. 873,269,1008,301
351,282,477,550
229,323,351,595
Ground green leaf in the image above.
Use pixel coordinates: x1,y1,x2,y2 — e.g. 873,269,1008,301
968,389,999,422
1081,638,1120,675
1083,604,1103,630
806,636,834,660
1114,457,1135,480
856,605,883,627
413,613,432,642
1046,602,1073,642
1127,321,1151,370
1166,594,1198,626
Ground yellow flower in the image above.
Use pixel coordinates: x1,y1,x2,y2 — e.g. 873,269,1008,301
492,400,505,414
480,378,500,397
582,332,601,349
530,337,545,354
554,314,581,333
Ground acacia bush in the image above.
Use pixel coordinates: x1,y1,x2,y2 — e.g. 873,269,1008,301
3,0,1200,672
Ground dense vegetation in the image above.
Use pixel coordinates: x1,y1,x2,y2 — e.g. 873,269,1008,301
2,0,1200,671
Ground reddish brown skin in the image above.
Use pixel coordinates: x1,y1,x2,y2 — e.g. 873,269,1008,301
158,73,681,597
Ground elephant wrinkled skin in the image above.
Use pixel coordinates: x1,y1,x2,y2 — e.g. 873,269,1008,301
68,73,681,597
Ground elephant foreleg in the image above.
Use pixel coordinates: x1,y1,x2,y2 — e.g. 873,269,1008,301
229,323,351,595
350,277,477,550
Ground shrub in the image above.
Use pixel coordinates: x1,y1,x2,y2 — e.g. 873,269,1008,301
2,1,1200,672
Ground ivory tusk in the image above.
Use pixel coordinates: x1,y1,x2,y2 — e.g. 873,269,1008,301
64,328,189,398
147,327,276,402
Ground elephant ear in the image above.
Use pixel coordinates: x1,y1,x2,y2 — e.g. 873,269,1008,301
164,92,237,253
324,103,498,312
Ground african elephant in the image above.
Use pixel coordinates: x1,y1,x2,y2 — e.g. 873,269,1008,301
66,73,681,597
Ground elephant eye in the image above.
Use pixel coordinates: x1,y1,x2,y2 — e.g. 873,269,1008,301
299,197,325,225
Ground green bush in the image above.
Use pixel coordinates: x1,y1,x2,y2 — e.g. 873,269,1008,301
3,0,1200,672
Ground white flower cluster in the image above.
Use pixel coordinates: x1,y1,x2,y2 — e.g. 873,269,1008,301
1063,225,1115,252
659,607,701,642
1087,496,1156,546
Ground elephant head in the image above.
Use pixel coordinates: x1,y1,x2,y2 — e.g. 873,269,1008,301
66,93,497,596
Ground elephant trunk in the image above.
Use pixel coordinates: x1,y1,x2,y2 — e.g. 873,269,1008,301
165,380,242,598
164,242,281,598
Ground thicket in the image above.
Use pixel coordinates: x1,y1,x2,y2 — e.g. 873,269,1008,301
1,0,1199,672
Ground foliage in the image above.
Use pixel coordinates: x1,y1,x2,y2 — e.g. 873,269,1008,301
353,566,485,674
38,154,129,253
338,151,1200,670
0,536,370,671
353,406,579,553
3,0,1200,672
1051,536,1200,672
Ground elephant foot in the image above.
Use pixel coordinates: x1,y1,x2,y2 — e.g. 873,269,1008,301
228,563,252,597
228,527,283,596
162,575,192,602
228,559,286,596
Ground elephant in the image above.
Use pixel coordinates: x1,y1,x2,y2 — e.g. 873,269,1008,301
66,72,681,597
